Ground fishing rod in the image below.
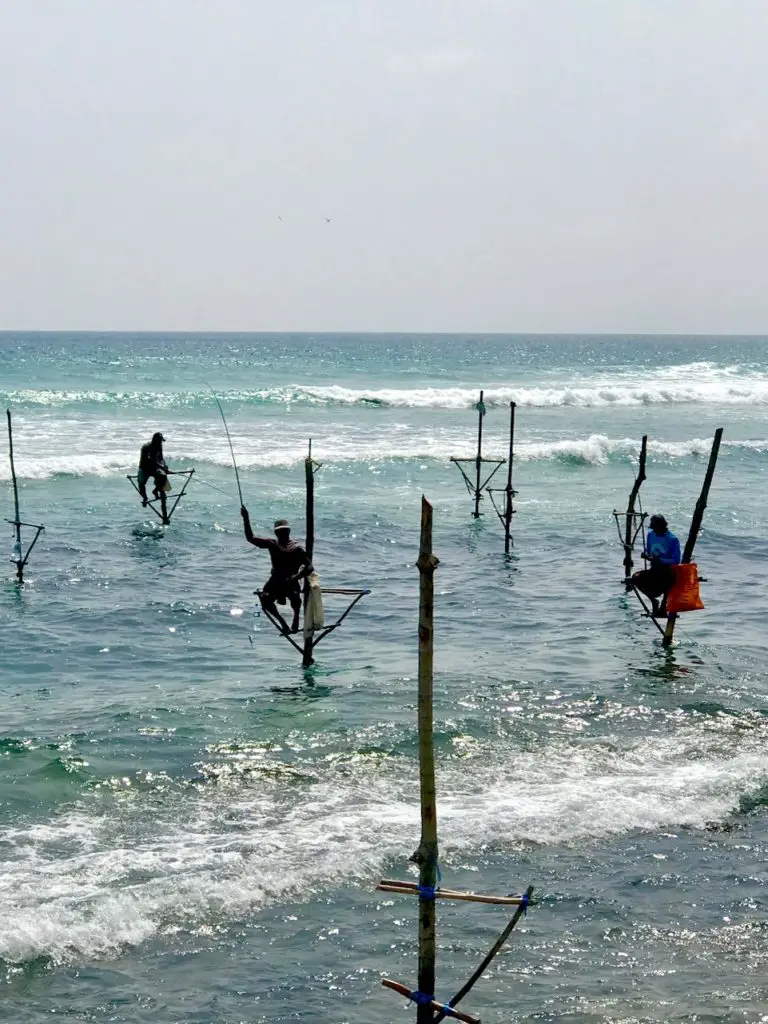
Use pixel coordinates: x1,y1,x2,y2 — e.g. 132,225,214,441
207,384,244,506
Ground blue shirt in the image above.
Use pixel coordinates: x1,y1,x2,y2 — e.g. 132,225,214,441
645,529,681,566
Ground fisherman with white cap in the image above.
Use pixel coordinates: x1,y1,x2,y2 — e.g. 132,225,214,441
240,507,313,634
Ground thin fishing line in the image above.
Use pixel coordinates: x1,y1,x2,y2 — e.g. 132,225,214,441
206,384,244,507
194,477,235,499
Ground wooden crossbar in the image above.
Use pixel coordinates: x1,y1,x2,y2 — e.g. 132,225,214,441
319,587,370,595
381,979,480,1024
377,879,534,906
450,457,505,464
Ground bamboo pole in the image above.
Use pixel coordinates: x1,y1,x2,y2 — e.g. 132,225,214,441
7,410,23,582
662,427,723,648
623,434,647,587
503,401,516,553
473,391,484,518
303,439,315,669
411,496,440,1022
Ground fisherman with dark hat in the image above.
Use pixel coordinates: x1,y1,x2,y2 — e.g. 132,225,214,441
240,508,313,634
632,513,681,617
137,432,170,507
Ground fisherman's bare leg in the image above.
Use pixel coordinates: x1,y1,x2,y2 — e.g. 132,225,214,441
259,593,293,634
289,592,301,634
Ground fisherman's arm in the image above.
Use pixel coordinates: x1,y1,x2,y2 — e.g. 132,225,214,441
240,506,272,547
289,551,314,582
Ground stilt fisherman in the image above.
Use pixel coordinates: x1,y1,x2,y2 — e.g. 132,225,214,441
137,432,170,507
632,513,681,617
240,507,313,634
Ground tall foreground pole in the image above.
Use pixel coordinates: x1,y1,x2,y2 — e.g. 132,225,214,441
378,499,535,1022
662,428,723,647
413,496,440,1021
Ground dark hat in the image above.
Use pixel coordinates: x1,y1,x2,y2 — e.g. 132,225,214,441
274,518,290,532
151,432,166,443
650,513,668,529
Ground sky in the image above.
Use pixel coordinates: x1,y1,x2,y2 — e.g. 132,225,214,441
1,0,767,333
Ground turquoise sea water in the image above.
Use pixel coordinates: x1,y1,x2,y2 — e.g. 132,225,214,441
2,332,768,1023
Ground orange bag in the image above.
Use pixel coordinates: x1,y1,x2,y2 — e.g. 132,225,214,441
666,563,704,613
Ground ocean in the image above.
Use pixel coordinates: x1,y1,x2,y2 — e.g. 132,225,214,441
1,332,767,1024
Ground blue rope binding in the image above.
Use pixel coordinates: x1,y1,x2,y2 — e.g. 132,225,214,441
409,991,433,1006
417,859,441,900
408,991,452,1014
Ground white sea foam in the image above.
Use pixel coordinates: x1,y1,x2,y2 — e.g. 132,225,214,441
0,720,764,965
4,362,768,410
1,431,765,481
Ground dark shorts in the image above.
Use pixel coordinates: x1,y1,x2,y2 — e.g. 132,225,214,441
632,565,676,598
263,576,300,604
137,468,167,491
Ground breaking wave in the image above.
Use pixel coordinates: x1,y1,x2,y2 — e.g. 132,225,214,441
4,367,768,411
0,713,765,966
1,435,766,481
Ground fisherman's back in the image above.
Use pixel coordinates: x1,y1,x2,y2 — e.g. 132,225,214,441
646,528,681,565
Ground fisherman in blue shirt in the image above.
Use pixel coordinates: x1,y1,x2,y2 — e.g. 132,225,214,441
631,514,681,618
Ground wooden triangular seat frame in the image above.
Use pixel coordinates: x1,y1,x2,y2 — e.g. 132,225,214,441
5,409,44,583
127,468,195,525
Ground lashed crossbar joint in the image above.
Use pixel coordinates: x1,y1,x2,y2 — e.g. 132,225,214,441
377,878,535,907
6,520,44,577
612,508,647,552
381,979,481,1024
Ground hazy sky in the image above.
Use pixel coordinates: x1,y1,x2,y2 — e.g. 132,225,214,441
1,1,767,332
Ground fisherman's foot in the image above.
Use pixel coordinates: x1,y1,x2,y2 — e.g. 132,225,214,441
142,499,148,507
652,608,668,618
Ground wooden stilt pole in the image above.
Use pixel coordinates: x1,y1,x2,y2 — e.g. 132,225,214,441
473,391,485,518
412,496,440,1021
662,427,723,648
503,401,516,553
380,500,536,1020
623,435,648,587
7,410,23,582
302,439,316,669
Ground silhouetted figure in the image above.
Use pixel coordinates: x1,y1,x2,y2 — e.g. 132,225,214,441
137,432,170,513
241,507,313,634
